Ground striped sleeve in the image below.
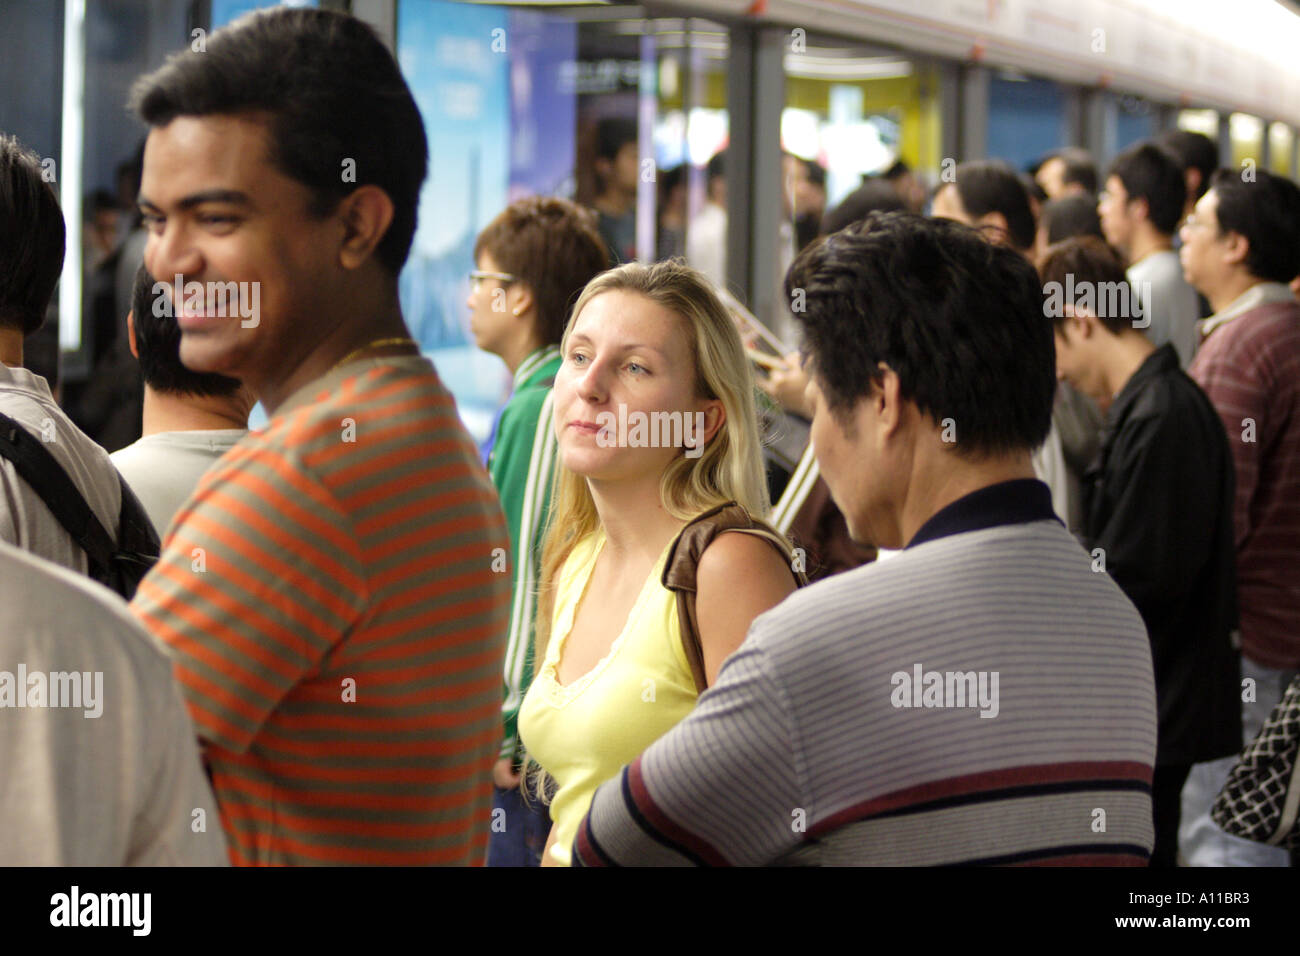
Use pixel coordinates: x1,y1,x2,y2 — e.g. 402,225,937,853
572,638,803,867
130,443,369,755
490,388,557,760
1191,334,1266,551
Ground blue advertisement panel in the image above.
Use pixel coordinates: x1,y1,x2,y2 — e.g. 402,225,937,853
507,10,577,201
398,0,512,444
398,0,578,444
211,0,316,29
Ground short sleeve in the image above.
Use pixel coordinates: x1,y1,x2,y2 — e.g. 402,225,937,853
130,444,368,754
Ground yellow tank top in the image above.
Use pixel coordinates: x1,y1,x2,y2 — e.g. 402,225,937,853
518,528,698,866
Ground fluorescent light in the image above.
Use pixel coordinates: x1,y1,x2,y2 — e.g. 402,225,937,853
58,0,85,353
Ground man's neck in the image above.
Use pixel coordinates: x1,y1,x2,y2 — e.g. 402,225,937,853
1207,273,1267,316
1126,227,1172,267
141,386,250,438
253,293,412,416
500,333,547,377
1099,331,1158,403
0,326,23,367
896,449,1038,548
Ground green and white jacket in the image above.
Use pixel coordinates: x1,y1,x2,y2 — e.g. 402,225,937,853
487,345,562,762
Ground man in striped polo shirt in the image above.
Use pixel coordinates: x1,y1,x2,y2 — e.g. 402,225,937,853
126,8,510,865
573,213,1157,866
466,198,609,866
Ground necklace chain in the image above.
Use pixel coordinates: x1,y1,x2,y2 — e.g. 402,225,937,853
330,337,420,374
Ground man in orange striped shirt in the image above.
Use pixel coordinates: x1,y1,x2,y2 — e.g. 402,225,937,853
126,8,510,865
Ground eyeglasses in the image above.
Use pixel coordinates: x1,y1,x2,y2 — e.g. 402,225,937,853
469,270,517,288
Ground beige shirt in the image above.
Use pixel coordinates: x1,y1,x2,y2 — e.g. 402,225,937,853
0,541,228,865
1199,281,1295,340
112,429,247,540
0,363,121,572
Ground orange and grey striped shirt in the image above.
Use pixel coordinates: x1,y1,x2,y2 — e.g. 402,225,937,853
130,356,510,865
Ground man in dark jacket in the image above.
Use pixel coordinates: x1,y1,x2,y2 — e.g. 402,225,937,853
1039,236,1241,867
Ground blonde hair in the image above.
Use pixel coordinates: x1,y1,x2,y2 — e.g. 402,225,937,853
522,260,770,804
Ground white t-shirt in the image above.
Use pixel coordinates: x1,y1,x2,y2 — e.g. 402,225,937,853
112,429,247,540
0,541,229,865
1129,250,1200,368
0,363,121,572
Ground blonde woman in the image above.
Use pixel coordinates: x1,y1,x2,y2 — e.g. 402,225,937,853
518,260,800,866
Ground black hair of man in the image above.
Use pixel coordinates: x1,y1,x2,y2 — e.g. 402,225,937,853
804,160,827,189
1208,167,1300,284
785,211,1055,455
0,135,65,335
883,159,910,181
820,177,905,236
659,163,685,196
130,265,243,398
1040,194,1103,245
1106,142,1186,235
706,149,726,186
129,7,427,277
84,189,120,219
595,117,638,163
1021,172,1048,205
1038,236,1135,336
1054,147,1099,195
1055,147,1097,195
1157,130,1218,201
952,160,1037,252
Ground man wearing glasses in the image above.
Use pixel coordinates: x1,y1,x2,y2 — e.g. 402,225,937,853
1178,168,1300,867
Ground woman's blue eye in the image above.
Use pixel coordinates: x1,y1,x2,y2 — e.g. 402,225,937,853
570,352,587,365
627,363,646,375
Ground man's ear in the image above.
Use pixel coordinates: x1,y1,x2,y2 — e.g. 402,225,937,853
1222,230,1250,269
1131,196,1152,224
127,311,138,359
976,211,1011,246
876,363,904,439
1065,306,1097,342
507,281,536,321
336,185,395,271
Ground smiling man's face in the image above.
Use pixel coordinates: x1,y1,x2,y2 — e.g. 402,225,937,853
139,114,343,394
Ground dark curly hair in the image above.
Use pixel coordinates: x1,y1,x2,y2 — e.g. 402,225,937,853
473,197,610,346
785,211,1055,455
1208,167,1300,284
130,7,426,276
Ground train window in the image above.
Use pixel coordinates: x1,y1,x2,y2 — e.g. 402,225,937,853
1117,95,1158,151
1268,122,1293,176
781,35,937,237
1226,113,1264,170
394,1,728,443
987,71,1067,172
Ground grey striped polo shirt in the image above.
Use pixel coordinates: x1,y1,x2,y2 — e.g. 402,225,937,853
574,479,1157,866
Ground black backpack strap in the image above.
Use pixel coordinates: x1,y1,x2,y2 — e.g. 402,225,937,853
0,411,118,575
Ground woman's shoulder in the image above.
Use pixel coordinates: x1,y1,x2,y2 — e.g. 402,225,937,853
696,526,794,585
